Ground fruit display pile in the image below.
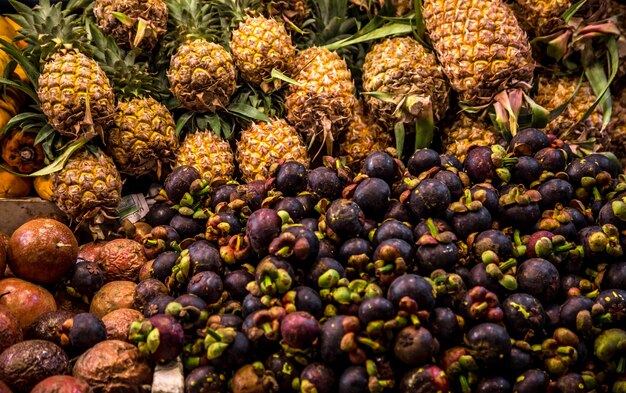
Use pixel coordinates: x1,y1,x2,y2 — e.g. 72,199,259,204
0,0,626,392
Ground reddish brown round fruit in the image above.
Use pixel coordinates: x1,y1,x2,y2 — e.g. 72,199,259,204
138,260,154,281
101,308,143,341
0,233,6,279
73,340,152,393
0,340,70,392
30,375,91,393
7,218,78,284
77,241,107,263
0,277,57,328
90,281,137,318
0,304,22,353
96,239,147,282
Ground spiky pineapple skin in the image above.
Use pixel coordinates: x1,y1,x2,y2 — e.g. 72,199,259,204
52,149,122,223
261,0,309,29
339,101,393,169
107,97,179,176
534,75,607,149
423,0,535,106
285,47,356,153
38,50,115,138
230,15,295,88
236,119,309,182
93,0,168,50
167,40,237,113
176,131,235,182
442,114,499,162
508,0,571,36
362,36,450,128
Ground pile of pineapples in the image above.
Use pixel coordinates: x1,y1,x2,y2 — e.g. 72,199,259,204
0,0,624,237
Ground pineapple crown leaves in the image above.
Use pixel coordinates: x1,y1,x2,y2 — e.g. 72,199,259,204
6,0,93,72
163,0,222,43
86,21,170,101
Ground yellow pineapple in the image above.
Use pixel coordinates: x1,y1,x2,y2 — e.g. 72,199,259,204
361,36,450,138
285,46,357,157
534,74,608,149
93,0,168,50
507,0,571,36
339,100,393,170
423,0,535,108
165,0,237,112
236,118,309,182
441,113,499,162
230,15,295,91
52,148,123,238
176,131,235,182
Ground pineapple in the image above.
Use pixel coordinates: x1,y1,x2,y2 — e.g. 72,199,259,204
285,46,357,157
93,0,168,50
4,0,116,140
51,148,123,237
236,118,309,182
422,0,535,108
108,96,178,176
507,0,571,37
176,131,235,182
361,36,450,134
230,15,295,91
534,74,608,149
339,100,393,170
165,0,237,112
441,113,499,163
88,23,178,177
261,0,309,28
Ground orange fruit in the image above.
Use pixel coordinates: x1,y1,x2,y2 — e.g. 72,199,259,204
33,175,54,200
0,166,32,198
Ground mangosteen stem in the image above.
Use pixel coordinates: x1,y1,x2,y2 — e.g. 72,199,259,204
426,218,440,237
617,356,625,374
459,374,471,393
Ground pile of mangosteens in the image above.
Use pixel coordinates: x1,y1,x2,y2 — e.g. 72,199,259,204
1,128,626,393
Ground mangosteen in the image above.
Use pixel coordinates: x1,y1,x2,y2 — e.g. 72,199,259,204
399,365,449,393
134,278,169,311
465,322,511,367
265,352,300,392
408,178,451,218
475,377,512,393
185,366,228,393
324,200,365,240
246,208,283,255
598,197,626,231
364,151,397,181
434,169,465,200
428,307,463,348
601,261,626,290
578,225,622,261
60,312,107,354
253,255,295,296
144,203,177,227
352,177,391,219
299,362,336,393
280,311,320,350
509,128,552,155
274,197,306,222
373,238,415,284
224,269,255,301
516,258,560,304
470,183,500,215
464,145,514,184
407,148,441,176
275,160,308,196
187,270,224,304
320,315,360,366
384,200,414,222
497,186,542,231
387,274,436,311
129,313,184,364
283,286,324,319
586,152,621,178
373,219,414,245
559,296,594,332
165,165,201,204
242,293,266,318
415,222,459,273
268,225,320,264
394,325,439,367
511,155,542,186
211,183,238,209
357,296,394,326
537,178,574,209
535,146,568,172
67,261,105,300
502,292,546,340
566,158,601,186
338,366,369,393
308,167,343,199
512,369,549,393
170,214,204,239
447,191,492,241
151,251,179,282
471,229,514,261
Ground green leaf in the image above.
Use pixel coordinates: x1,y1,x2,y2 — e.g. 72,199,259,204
35,124,55,145
394,122,405,159
323,23,414,51
1,112,46,137
227,103,270,123
11,135,90,177
0,38,40,88
270,69,301,87
207,115,221,135
175,112,195,137
413,0,426,42
563,0,587,23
